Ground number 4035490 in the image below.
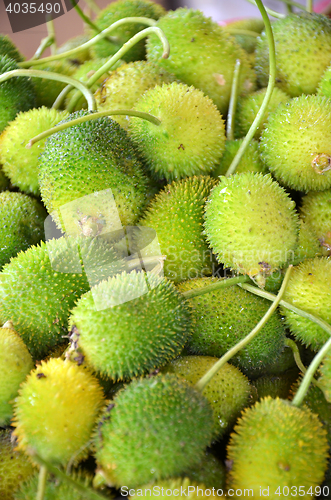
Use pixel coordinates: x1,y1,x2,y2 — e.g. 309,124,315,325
275,485,329,496
5,3,61,14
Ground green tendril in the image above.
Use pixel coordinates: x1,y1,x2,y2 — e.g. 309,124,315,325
195,266,293,393
306,0,313,13
21,17,157,67
46,18,57,55
284,338,307,374
69,0,118,46
181,275,250,300
66,25,169,112
0,69,96,111
227,59,241,141
36,466,47,500
31,34,54,61
26,109,161,148
245,0,286,18
276,0,307,10
226,0,276,177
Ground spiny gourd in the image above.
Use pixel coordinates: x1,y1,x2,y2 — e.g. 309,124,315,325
0,191,46,270
300,190,331,255
38,111,149,233
0,235,122,359
128,478,224,499
317,352,331,404
94,374,214,487
69,270,191,381
0,55,36,133
137,176,217,283
146,8,256,115
0,107,68,195
0,429,35,500
292,219,323,263
162,355,251,438
95,60,176,130
255,12,331,96
56,34,91,64
180,452,226,490
251,370,299,402
223,18,264,53
129,82,226,181
14,472,93,500
227,397,329,499
212,139,267,178
281,257,331,351
204,172,299,279
29,60,75,108
0,35,24,62
260,95,331,192
0,323,33,427
13,358,104,466
92,0,166,62
234,87,290,140
177,277,287,376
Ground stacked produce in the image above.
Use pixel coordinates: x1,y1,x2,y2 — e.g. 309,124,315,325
0,0,331,499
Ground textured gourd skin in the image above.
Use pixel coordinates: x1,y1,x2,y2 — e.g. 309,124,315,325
13,358,104,466
0,429,35,500
95,61,176,129
92,0,166,62
30,61,75,108
300,190,331,254
212,139,267,178
70,271,191,380
129,83,226,181
0,35,24,62
177,277,286,375
138,176,217,283
281,257,331,351
181,452,226,490
38,111,149,232
14,473,92,500
204,173,299,277
147,8,256,115
0,192,46,270
255,12,331,96
0,108,68,195
95,374,214,487
162,355,251,438
0,56,36,133
260,95,331,192
0,236,122,359
0,327,33,426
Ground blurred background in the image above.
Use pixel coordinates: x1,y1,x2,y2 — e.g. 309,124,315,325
0,0,329,59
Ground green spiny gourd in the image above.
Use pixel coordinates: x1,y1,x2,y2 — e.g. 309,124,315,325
227,397,329,498
255,12,331,97
292,219,323,262
69,270,191,380
180,452,226,490
260,95,331,192
14,472,93,500
223,18,264,53
251,370,299,403
317,65,331,98
300,189,331,255
0,107,68,195
57,34,91,64
177,277,287,376
128,478,224,499
0,35,24,62
29,60,75,108
13,358,104,465
0,429,35,500
204,173,299,279
38,111,149,233
95,60,176,130
281,257,331,351
0,55,36,133
129,82,226,181
0,323,33,426
95,374,214,487
234,87,290,140
0,191,46,270
0,235,123,359
317,353,331,404
146,8,256,115
162,355,251,438
212,139,267,178
92,0,166,62
137,176,217,283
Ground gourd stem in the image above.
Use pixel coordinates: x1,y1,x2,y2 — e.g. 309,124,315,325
181,275,250,300
195,266,293,393
26,109,161,148
306,0,313,13
36,466,47,500
226,59,241,141
226,0,276,177
46,18,57,55
66,26,169,112
69,0,117,46
31,35,54,60
284,338,307,374
0,69,96,111
20,17,157,67
225,29,259,38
